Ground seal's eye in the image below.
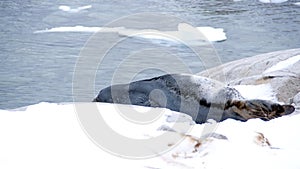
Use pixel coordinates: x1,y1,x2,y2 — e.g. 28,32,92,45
94,87,113,102
271,104,283,114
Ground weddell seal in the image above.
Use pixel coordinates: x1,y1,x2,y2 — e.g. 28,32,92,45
93,74,295,124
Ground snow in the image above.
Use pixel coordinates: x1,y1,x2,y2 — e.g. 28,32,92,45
294,2,300,6
233,84,277,102
259,0,288,3
58,5,92,13
264,55,300,73
1,101,299,169
34,23,227,43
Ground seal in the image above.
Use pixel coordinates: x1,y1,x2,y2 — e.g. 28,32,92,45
93,74,295,124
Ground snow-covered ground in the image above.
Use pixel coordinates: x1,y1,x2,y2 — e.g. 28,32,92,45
264,55,300,74
0,101,299,169
233,83,277,102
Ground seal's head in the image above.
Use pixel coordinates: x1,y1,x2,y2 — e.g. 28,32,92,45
228,99,295,121
93,86,113,103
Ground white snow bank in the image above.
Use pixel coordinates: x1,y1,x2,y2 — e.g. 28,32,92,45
294,2,300,6
0,102,299,169
264,54,300,73
34,23,227,43
233,84,277,102
58,5,92,13
259,0,288,3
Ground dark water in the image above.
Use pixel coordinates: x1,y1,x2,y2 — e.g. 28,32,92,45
1,0,300,109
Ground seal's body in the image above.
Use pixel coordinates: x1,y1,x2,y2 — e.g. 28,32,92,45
94,74,295,124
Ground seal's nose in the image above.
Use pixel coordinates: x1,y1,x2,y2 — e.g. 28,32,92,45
281,105,295,115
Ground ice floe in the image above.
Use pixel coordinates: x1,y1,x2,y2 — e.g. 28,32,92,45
34,23,227,43
58,5,92,13
34,26,124,33
259,0,288,3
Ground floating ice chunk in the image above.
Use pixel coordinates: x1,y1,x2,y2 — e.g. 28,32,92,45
34,26,100,33
134,34,175,41
34,26,125,33
117,29,179,42
196,26,227,42
294,2,300,6
58,5,92,13
264,55,300,74
76,5,92,11
58,5,71,11
259,0,288,3
121,23,227,43
178,23,227,42
34,23,227,43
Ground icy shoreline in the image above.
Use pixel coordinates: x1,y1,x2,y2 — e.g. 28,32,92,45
0,102,299,169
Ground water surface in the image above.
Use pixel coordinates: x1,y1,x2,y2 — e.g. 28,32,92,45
1,0,299,109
